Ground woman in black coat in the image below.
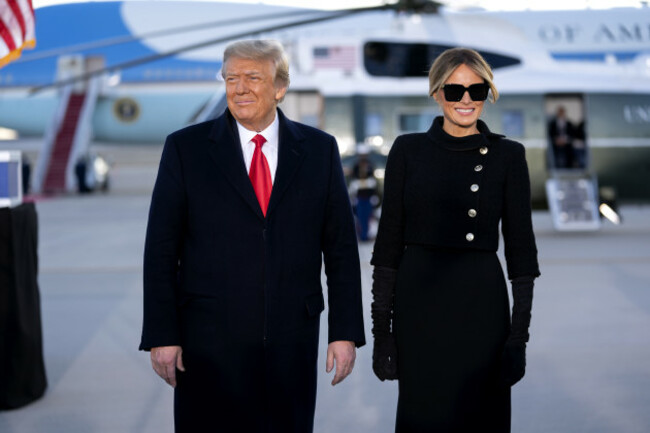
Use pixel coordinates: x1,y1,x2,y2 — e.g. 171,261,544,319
371,48,540,432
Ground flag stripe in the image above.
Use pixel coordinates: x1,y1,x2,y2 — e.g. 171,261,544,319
313,46,356,70
0,19,16,52
1,4,20,49
17,0,35,41
7,0,25,40
0,0,35,68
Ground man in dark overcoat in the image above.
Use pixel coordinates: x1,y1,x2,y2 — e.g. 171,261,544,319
139,39,365,433
548,105,575,169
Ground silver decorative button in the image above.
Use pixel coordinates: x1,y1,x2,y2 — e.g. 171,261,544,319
466,233,475,241
470,184,479,192
468,209,477,217
480,147,488,155
474,165,483,172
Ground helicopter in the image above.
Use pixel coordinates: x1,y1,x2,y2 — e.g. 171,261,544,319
0,0,649,216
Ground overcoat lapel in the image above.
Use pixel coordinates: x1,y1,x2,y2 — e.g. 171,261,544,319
207,110,265,221
206,109,307,220
266,109,306,217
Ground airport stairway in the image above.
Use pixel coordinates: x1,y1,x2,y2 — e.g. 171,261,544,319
42,93,86,193
546,173,600,231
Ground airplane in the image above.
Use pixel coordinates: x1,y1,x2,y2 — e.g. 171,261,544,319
0,0,649,221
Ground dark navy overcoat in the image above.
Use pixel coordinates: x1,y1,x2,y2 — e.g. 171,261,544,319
140,109,365,432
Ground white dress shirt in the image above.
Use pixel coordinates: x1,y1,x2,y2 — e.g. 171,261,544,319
236,113,279,183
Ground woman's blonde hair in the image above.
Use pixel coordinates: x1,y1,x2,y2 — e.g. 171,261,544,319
222,39,290,101
428,47,499,103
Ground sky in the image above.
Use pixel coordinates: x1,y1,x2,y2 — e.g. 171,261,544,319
31,0,647,11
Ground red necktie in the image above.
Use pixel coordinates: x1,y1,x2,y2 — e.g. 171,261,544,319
249,134,272,216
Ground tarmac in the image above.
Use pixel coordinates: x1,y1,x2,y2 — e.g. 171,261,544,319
1,141,649,433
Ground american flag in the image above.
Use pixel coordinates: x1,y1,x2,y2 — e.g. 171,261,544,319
313,46,356,71
1,0,36,68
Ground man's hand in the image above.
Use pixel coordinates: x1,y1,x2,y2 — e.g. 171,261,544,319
151,345,185,388
326,340,356,386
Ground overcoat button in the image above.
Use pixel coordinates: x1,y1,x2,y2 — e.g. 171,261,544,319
474,165,483,172
480,147,488,155
466,233,475,241
468,209,477,217
470,184,479,192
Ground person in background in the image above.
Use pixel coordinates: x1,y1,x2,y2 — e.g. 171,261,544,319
349,145,378,241
370,47,540,432
572,119,587,169
140,39,365,433
548,105,575,169
21,154,31,195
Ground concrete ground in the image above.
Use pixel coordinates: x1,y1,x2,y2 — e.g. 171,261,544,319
1,141,649,432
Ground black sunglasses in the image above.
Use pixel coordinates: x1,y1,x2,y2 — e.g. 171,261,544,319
442,82,489,102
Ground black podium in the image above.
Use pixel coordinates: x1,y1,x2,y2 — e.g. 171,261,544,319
0,202,47,409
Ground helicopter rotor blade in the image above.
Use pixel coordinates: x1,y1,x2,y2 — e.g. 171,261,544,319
28,1,447,94
15,8,346,64
29,4,395,95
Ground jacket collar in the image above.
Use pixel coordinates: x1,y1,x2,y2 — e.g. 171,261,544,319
427,116,504,151
207,108,306,220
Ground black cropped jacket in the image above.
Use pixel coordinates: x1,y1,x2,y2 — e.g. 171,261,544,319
371,117,540,280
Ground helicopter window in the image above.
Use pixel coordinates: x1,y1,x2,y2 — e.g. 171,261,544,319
398,112,439,133
502,110,525,138
364,42,521,77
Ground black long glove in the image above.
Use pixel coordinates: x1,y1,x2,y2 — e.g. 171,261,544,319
500,276,535,387
371,266,398,381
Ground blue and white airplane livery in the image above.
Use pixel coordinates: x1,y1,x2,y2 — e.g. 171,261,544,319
1,1,649,201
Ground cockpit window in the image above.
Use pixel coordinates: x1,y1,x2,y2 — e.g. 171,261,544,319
363,42,521,77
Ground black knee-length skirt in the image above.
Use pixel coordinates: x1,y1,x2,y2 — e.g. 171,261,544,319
394,245,511,433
